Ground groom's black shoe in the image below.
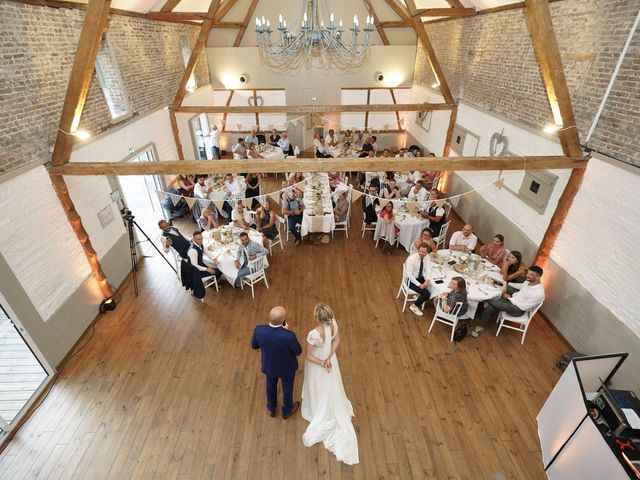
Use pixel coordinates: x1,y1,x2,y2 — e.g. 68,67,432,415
268,409,276,418
283,401,300,419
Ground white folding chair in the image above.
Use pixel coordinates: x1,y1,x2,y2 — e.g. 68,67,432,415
361,218,376,238
332,203,351,238
167,246,182,280
395,267,419,312
269,217,285,254
241,256,269,299
496,301,543,345
434,220,451,250
429,298,464,342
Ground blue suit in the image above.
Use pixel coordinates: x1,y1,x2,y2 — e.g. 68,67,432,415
251,324,302,416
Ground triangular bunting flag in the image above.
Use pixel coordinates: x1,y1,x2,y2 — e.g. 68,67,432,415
213,200,225,212
268,191,282,204
435,199,446,208
350,189,363,202
170,193,182,207
379,198,391,209
494,177,505,189
184,197,196,209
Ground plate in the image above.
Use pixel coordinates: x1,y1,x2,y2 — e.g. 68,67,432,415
453,264,467,274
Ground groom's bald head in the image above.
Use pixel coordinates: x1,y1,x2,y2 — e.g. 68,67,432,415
269,306,286,325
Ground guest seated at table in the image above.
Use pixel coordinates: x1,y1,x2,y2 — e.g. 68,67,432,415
247,142,263,159
412,227,438,255
255,199,278,248
472,265,545,337
382,178,402,199
269,129,280,147
342,129,352,143
408,180,428,202
280,180,293,202
423,170,439,190
333,191,349,223
377,201,398,254
245,172,262,210
325,128,339,147
352,130,364,150
198,207,220,232
234,231,267,287
282,190,305,245
437,277,468,317
363,185,380,225
501,251,528,285
423,192,447,238
177,174,194,197
277,131,293,156
245,128,259,146
404,243,432,316
479,234,507,267
159,220,191,259
194,175,213,199
315,138,332,158
449,224,478,253
188,231,222,282
395,148,408,158
359,138,374,157
370,135,378,153
313,132,322,149
381,149,391,157
232,138,247,159
232,201,255,230
408,170,423,184
339,141,353,157
287,171,304,186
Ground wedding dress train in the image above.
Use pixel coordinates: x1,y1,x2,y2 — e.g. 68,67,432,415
301,320,359,465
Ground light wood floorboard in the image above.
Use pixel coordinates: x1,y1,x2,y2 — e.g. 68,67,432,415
0,177,567,479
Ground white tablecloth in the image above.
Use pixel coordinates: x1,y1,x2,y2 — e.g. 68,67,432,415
202,227,268,286
261,146,285,159
426,249,503,319
204,177,247,202
394,212,430,252
365,172,412,191
301,173,335,236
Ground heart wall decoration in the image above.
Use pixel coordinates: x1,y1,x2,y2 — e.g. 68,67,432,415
247,95,264,107
489,131,509,157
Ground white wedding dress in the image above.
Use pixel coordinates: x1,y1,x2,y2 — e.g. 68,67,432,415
301,320,359,465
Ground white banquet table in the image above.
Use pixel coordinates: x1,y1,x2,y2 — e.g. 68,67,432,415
373,201,430,252
426,249,504,319
261,146,285,159
301,173,335,236
204,176,247,202
201,227,268,286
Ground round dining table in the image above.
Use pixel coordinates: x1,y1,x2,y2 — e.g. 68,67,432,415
426,249,504,319
201,227,268,286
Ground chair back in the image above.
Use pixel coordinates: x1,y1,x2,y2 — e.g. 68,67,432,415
437,220,451,249
293,146,300,157
248,256,266,274
435,298,464,322
527,301,544,321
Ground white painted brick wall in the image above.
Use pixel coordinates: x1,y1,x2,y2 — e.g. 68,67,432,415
0,167,91,320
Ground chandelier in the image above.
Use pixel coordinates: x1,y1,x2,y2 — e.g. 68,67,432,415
255,0,375,68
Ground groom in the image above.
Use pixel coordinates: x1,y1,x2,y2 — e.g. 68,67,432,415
251,306,302,418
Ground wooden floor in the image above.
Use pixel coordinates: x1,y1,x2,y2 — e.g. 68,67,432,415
0,311,47,426
0,177,567,479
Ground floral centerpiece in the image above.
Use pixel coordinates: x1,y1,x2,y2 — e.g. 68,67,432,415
219,225,233,244
212,174,224,188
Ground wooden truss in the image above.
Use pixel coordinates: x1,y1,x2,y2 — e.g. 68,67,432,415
47,0,586,299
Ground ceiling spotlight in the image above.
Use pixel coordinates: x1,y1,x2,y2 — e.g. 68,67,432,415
543,124,561,133
374,71,384,83
239,73,250,84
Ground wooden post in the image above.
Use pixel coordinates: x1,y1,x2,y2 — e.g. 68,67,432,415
443,105,458,157
233,0,259,47
404,0,455,105
169,111,185,161
362,0,390,45
525,0,585,268
51,0,112,167
49,175,113,298
221,90,234,132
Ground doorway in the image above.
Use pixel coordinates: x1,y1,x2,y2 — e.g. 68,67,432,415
0,298,51,441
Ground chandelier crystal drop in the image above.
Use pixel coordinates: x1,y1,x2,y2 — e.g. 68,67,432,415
255,0,375,67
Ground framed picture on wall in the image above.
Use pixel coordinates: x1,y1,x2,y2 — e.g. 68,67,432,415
415,109,432,132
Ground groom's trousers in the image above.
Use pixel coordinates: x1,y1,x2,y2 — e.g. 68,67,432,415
266,372,296,415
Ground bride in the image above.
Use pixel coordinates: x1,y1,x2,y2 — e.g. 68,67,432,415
301,303,359,465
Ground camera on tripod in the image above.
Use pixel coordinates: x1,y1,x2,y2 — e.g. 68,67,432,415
121,208,135,222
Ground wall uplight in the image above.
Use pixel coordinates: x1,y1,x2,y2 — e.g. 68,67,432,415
72,130,91,140
431,82,440,89
543,124,562,134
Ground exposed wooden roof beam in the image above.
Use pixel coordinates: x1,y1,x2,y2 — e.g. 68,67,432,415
379,21,412,28
444,0,464,7
172,103,454,114
172,0,221,109
159,0,181,12
49,156,587,176
213,0,240,22
404,0,455,104
424,0,565,25
383,0,412,23
362,0,389,45
51,0,112,167
414,8,476,17
148,11,209,20
212,21,243,28
233,0,259,47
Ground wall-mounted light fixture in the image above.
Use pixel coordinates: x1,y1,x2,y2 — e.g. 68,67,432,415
99,297,117,314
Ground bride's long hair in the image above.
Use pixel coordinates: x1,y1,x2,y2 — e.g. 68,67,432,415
313,303,335,326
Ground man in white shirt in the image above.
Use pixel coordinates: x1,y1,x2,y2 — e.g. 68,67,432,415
404,244,432,316
449,224,478,253
315,138,331,158
231,202,256,229
472,266,545,337
245,128,259,146
325,129,339,147
277,131,292,155
232,138,247,159
408,181,428,202
193,175,212,199
187,231,222,281
209,125,220,159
